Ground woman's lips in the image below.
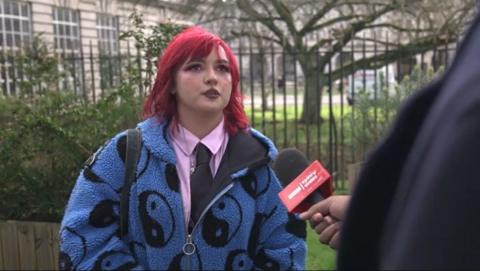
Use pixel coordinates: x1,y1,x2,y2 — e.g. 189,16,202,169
203,89,220,98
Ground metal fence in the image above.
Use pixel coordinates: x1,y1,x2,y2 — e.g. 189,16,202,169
0,40,458,189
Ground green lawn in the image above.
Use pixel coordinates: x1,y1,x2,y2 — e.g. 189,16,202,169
245,105,354,148
244,103,380,169
305,189,350,269
306,226,337,270
245,104,352,123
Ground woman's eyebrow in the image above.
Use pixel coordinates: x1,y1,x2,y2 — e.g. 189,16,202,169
184,58,229,65
185,57,204,63
216,59,230,65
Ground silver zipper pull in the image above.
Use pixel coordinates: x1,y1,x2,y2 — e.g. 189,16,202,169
183,234,195,255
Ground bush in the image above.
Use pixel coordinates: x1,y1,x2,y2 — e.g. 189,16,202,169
0,12,184,222
0,88,143,221
345,65,441,161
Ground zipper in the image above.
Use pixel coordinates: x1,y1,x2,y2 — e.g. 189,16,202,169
182,183,235,267
190,183,234,235
182,234,195,270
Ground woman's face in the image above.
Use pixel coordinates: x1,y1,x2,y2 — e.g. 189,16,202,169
174,46,232,118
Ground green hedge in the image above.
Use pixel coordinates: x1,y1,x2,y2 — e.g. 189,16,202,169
0,88,143,221
0,13,184,222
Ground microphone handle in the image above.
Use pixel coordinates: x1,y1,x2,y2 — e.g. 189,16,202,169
305,190,324,205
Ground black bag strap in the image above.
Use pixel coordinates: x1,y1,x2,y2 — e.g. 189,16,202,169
120,128,141,238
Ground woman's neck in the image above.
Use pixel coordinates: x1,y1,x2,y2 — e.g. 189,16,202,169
177,110,224,139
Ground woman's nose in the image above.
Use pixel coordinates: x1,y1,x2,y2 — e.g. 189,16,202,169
204,67,218,85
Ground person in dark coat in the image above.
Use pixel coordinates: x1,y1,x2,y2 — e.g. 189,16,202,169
300,12,480,270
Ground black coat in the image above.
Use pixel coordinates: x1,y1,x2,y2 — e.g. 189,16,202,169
338,13,480,270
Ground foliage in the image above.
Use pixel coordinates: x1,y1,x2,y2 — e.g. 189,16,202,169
0,88,143,221
345,65,441,161
0,14,184,222
1,35,68,97
119,12,186,93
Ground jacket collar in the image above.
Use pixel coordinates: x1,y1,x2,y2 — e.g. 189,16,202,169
137,116,277,171
226,128,277,173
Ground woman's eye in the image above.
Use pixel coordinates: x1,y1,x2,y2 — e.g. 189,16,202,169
217,65,230,73
185,64,202,71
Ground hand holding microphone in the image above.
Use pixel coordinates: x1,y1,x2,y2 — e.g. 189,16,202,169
273,148,343,248
299,195,350,249
300,195,350,221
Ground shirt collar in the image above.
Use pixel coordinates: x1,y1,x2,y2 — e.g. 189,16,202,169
169,118,226,156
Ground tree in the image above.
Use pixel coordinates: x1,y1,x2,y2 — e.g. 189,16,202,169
119,12,186,95
178,0,476,124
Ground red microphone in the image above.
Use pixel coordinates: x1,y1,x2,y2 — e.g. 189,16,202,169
273,148,333,213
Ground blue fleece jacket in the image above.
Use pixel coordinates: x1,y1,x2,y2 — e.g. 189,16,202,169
59,117,306,270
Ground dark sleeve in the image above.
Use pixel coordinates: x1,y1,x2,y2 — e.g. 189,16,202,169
379,95,480,269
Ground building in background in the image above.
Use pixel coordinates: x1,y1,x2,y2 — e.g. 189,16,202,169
0,0,189,97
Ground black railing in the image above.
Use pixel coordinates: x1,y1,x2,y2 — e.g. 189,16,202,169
0,41,457,189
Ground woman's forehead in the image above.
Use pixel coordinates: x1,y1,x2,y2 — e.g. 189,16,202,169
184,46,229,63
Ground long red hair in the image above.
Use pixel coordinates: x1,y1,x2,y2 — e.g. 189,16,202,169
143,26,249,135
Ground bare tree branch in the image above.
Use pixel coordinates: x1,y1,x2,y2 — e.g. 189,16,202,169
298,0,396,35
299,0,336,35
308,14,367,33
329,34,451,81
256,0,275,18
363,23,436,33
174,0,475,123
270,0,298,35
196,15,244,25
316,2,401,65
236,0,292,50
230,30,282,45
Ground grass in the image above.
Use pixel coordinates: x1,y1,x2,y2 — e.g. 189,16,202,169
245,104,355,145
306,226,337,270
244,103,383,167
245,104,363,164
245,104,352,123
245,103,389,143
304,189,350,269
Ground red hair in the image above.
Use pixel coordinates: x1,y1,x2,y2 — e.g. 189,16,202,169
143,26,249,135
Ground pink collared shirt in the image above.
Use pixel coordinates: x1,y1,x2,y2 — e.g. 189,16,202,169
168,119,229,227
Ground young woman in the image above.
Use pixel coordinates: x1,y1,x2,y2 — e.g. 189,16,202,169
59,26,306,270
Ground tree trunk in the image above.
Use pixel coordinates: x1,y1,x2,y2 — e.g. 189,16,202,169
300,60,325,124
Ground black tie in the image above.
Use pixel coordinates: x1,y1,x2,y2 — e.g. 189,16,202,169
190,143,213,226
